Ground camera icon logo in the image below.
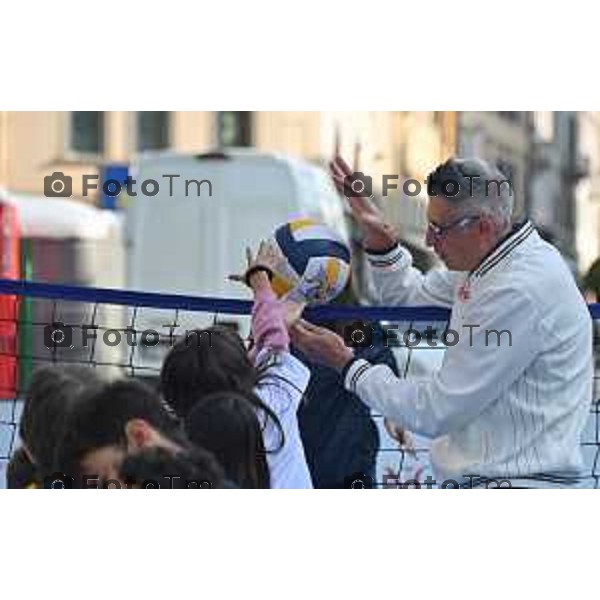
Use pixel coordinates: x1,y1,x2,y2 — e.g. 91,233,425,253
44,172,72,197
343,171,373,198
344,472,373,489
343,321,373,348
44,322,73,349
43,472,74,489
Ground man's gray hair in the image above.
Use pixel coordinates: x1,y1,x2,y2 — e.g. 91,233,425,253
427,157,515,234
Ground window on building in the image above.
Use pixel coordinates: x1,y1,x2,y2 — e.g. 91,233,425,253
216,112,252,147
496,112,521,123
69,112,104,154
137,111,170,151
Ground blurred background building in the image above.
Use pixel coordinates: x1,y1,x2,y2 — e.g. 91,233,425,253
1,111,600,280
576,112,600,276
458,111,532,217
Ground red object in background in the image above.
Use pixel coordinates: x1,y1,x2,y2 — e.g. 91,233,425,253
0,200,20,399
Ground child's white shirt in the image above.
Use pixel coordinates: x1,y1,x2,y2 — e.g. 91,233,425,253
254,348,313,489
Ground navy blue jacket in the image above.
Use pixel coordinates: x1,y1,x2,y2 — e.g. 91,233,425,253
296,323,398,488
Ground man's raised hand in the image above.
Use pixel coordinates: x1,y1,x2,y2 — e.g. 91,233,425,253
329,154,399,252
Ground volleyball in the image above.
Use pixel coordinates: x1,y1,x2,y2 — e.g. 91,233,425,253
265,218,351,304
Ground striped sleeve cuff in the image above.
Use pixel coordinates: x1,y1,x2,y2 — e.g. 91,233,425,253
365,244,406,270
343,358,374,395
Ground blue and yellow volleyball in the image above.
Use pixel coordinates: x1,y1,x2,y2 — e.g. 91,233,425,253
267,218,351,304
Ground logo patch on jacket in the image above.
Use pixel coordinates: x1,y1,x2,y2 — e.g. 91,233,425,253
458,282,471,302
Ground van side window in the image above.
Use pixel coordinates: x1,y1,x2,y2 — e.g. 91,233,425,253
217,112,252,147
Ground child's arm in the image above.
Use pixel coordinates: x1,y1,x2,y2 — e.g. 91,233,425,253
248,270,289,353
230,242,306,356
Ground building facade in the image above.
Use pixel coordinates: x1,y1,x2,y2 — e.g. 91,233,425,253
0,110,454,186
528,111,588,271
575,112,600,275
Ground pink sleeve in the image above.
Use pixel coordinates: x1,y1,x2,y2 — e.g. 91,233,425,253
251,285,289,353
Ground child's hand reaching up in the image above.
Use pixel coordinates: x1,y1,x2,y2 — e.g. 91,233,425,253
229,241,278,291
229,242,306,355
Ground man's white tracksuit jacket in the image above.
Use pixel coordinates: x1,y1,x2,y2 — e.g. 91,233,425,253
343,221,593,487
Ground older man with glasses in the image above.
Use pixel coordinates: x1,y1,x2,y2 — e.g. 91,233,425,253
290,156,593,488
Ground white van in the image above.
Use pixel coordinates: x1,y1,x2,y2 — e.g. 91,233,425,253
125,149,350,372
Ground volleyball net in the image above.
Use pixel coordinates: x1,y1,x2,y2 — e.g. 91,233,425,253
1,278,599,488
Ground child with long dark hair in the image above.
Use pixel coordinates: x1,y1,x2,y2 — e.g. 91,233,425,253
160,243,312,488
184,391,270,488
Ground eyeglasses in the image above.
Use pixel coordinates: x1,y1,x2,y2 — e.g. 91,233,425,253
426,215,481,240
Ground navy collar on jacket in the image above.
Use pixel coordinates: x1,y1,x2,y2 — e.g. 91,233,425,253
470,219,535,279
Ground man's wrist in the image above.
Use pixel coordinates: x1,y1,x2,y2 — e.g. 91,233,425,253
341,358,375,395
364,240,400,255
340,354,359,379
332,347,355,372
